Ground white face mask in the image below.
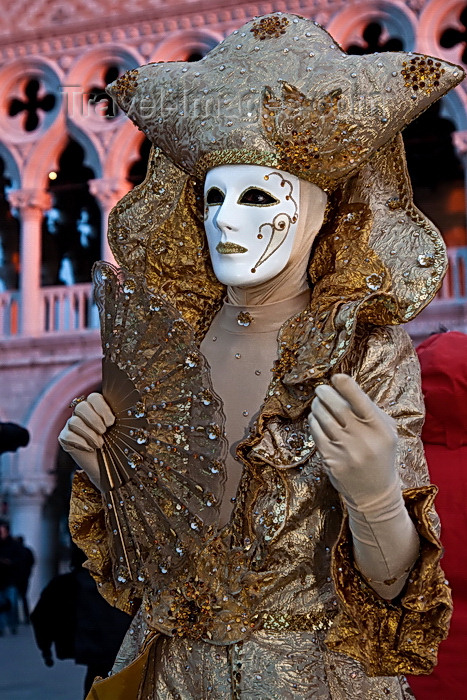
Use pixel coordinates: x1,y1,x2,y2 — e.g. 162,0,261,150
203,164,301,287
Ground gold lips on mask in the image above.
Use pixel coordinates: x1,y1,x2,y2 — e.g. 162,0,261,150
216,242,248,254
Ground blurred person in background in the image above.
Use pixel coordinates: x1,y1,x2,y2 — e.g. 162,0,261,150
0,520,20,635
31,545,132,699
14,535,35,624
0,423,31,631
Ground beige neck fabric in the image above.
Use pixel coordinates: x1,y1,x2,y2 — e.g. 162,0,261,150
201,178,326,524
201,290,310,525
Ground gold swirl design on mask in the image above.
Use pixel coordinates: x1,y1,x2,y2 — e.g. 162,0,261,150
252,172,298,272
216,242,248,254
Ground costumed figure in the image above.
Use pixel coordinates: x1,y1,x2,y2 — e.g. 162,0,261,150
59,13,463,699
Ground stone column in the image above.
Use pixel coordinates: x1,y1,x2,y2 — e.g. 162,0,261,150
89,178,129,264
7,189,52,337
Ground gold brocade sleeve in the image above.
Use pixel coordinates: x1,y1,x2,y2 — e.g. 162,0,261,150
325,325,452,675
350,325,431,491
69,470,141,616
325,486,452,676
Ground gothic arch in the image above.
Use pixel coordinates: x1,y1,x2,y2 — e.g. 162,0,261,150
0,56,63,145
104,120,145,182
66,120,103,179
18,357,102,487
418,0,467,58
21,113,68,189
0,142,21,189
327,0,417,52
65,44,143,130
22,115,103,188
151,28,224,61
441,86,467,130
65,43,143,85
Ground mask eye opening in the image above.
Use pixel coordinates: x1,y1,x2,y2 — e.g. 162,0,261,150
206,187,225,206
238,187,280,206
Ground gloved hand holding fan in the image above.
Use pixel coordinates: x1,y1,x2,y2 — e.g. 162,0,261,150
60,262,228,590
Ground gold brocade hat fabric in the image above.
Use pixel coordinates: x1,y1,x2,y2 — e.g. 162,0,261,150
106,12,464,401
107,13,463,191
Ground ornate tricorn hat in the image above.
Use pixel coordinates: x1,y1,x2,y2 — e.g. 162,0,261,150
108,13,464,192
105,13,464,385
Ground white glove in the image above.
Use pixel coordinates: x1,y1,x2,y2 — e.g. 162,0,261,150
58,393,115,490
308,373,399,512
308,374,419,599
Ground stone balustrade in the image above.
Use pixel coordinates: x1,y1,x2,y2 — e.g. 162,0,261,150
439,245,467,299
0,282,99,337
41,283,99,333
0,288,19,336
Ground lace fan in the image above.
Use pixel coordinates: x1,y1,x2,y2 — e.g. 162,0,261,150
92,262,227,588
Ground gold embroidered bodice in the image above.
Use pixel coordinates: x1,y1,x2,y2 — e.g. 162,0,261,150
71,316,451,678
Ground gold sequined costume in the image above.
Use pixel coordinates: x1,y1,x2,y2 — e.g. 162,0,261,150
69,13,463,699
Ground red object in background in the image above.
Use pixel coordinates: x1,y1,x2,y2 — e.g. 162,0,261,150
408,331,467,699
